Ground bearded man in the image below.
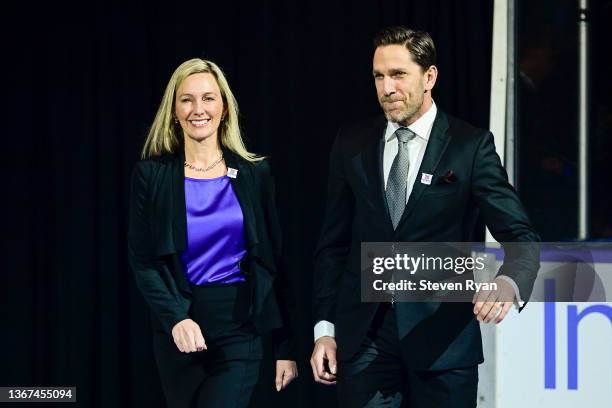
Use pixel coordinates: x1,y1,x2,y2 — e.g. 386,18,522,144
310,26,539,408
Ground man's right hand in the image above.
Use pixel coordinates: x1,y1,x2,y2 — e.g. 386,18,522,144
171,318,207,353
310,336,337,385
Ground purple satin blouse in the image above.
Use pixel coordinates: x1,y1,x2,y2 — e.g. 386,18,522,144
180,175,247,285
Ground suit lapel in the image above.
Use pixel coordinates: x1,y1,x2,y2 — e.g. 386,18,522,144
223,150,259,249
171,150,187,252
359,117,395,228
397,111,451,228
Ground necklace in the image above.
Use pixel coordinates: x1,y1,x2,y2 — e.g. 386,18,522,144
184,153,224,173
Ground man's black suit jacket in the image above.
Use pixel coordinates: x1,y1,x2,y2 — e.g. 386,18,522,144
314,110,540,370
128,147,293,359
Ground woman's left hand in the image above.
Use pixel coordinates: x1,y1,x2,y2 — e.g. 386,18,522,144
275,360,298,391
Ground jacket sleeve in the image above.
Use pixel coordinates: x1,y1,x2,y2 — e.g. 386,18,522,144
312,131,354,324
258,160,296,360
128,161,189,332
471,132,541,305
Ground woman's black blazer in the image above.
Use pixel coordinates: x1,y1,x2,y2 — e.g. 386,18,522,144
128,147,293,359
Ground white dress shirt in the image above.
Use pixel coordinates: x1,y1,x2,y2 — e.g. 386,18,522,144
314,102,522,341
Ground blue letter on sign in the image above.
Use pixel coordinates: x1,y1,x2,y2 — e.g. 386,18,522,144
566,304,612,390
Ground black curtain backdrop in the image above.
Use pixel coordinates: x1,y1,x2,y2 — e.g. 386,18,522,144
4,1,493,407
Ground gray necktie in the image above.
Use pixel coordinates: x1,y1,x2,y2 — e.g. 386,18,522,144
386,128,416,229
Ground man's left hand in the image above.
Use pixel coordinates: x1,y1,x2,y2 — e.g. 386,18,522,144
472,277,515,324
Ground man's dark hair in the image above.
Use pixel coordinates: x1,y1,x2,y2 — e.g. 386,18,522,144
373,26,437,71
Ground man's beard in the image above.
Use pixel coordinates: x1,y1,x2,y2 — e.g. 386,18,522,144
380,94,423,124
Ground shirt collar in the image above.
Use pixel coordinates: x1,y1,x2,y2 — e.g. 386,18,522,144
384,101,437,143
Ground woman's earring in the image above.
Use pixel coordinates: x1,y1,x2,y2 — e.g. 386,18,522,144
174,118,179,124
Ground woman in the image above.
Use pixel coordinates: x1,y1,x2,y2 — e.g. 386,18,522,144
128,58,297,408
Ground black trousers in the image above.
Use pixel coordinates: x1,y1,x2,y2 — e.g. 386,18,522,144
153,283,263,408
337,304,478,408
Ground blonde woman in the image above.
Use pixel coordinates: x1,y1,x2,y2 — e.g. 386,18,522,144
129,58,297,408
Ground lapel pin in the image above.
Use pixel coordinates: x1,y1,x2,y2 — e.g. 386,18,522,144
421,173,433,185
227,168,238,178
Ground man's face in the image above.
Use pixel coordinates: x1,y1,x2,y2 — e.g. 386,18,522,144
373,44,432,125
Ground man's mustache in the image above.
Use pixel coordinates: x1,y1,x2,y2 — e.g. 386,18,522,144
380,96,405,103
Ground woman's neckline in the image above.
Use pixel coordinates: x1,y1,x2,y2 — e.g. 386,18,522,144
184,175,228,181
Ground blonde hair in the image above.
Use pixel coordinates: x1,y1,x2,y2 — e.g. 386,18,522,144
141,58,262,162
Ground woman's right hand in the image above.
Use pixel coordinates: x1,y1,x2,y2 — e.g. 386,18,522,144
171,319,207,353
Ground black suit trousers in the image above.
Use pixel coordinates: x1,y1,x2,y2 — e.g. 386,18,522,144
337,304,478,408
153,283,263,408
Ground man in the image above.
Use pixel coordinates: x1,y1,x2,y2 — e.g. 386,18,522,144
310,26,539,407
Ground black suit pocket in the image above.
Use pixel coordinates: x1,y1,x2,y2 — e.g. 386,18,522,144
422,185,461,197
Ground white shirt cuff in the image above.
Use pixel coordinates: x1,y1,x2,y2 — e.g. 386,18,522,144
314,320,335,342
496,275,525,309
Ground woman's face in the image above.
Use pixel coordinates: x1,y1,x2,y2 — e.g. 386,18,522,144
174,72,225,143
